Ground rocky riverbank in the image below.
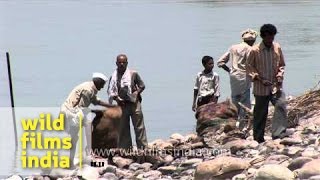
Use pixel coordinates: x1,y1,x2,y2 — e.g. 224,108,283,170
6,89,320,180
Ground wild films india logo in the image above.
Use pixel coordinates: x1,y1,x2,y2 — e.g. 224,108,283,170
20,113,80,169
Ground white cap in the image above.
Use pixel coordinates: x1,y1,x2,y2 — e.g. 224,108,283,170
241,29,257,41
92,72,107,82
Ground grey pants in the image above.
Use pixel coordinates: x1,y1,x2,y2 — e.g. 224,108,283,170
253,91,288,142
232,88,251,120
118,101,148,149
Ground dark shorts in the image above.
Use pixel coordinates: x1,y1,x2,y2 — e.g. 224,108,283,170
197,94,216,107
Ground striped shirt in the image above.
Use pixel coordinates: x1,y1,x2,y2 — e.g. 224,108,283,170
246,42,285,96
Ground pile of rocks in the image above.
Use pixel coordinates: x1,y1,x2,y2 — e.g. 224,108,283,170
6,91,320,180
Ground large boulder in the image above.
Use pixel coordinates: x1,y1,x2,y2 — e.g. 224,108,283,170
254,164,295,180
194,156,249,180
295,159,320,179
91,107,122,157
195,100,238,136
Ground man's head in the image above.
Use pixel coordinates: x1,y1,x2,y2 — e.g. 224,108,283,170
202,56,214,72
92,72,107,90
241,29,257,46
260,24,277,48
116,54,128,74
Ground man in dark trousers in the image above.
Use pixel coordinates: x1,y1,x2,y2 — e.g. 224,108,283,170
247,24,288,143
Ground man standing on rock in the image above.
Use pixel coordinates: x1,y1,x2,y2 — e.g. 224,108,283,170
217,29,257,129
108,54,148,149
247,24,288,143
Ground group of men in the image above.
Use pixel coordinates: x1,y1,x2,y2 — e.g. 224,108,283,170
193,24,288,143
61,23,288,168
60,54,148,167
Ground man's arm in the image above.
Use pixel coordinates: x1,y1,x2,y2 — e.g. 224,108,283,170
276,45,285,82
90,91,116,108
192,74,200,111
213,74,220,103
217,51,231,73
246,49,260,81
97,100,116,108
134,72,145,94
192,89,198,112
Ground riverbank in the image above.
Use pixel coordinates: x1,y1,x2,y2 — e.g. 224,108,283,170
6,87,320,180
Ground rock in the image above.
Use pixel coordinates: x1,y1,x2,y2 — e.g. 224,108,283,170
181,158,203,167
167,139,180,146
190,142,205,149
264,154,290,166
295,159,320,179
194,156,249,180
158,166,177,175
195,100,238,136
262,140,284,152
112,156,134,168
80,166,100,180
301,147,320,158
6,175,23,180
129,162,142,171
164,155,174,164
101,172,118,180
287,157,313,171
91,107,122,155
185,133,198,143
254,164,295,180
116,169,134,179
181,169,195,176
302,123,317,134
232,173,247,180
176,176,192,180
280,137,302,145
49,168,77,178
285,146,303,157
141,162,153,171
249,150,260,157
133,169,145,176
150,139,173,149
316,137,320,147
99,164,117,175
223,139,258,154
170,133,186,143
247,168,257,175
308,134,318,144
141,170,162,179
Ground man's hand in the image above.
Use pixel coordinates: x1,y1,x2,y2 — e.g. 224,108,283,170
192,103,196,112
132,91,139,102
115,96,125,106
220,65,231,73
261,79,273,86
277,76,283,83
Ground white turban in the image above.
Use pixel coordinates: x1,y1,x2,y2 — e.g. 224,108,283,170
241,29,258,41
92,72,107,82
